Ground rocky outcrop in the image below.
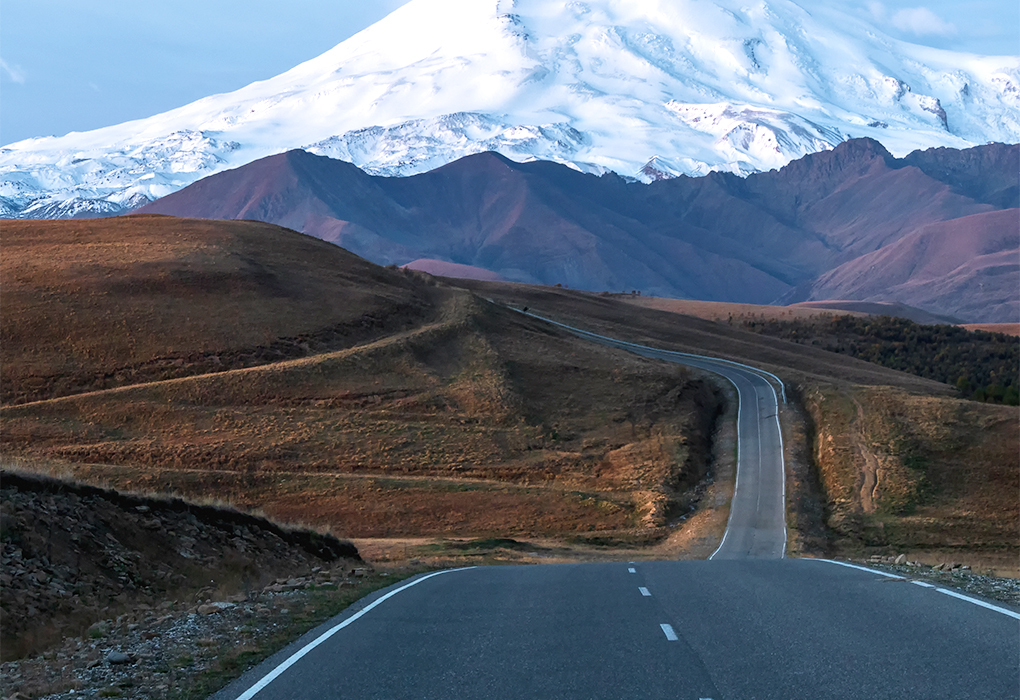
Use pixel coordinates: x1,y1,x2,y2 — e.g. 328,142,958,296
0,470,359,660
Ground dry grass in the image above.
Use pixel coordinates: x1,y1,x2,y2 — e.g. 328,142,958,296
454,281,1018,568
963,323,1020,336
459,281,954,393
615,295,870,322
801,385,1018,569
5,218,1013,569
2,235,724,542
1,216,434,404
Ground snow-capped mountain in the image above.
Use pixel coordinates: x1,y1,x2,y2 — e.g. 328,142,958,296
2,0,1018,217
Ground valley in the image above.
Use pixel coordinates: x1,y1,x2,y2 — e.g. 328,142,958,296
3,0,1019,696
1,217,727,545
2,215,1017,699
3,216,1015,569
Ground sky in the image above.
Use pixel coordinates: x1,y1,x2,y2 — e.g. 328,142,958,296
1,0,1017,146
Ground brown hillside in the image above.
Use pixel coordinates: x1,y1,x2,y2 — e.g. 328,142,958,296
2,293,723,539
615,296,870,322
453,280,1018,567
786,301,961,325
1,217,726,546
616,295,962,326
1,216,434,405
963,323,1020,336
460,281,953,393
3,216,1013,572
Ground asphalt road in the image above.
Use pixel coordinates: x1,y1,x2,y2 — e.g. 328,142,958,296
219,561,1020,700
216,315,1020,699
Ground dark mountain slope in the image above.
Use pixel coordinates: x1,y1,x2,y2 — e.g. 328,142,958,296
783,209,1020,322
900,141,1020,209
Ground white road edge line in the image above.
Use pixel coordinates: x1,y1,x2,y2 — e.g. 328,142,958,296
936,587,1020,620
234,567,475,700
707,369,742,561
774,381,786,559
815,559,904,579
815,559,1020,620
639,587,652,597
660,623,679,641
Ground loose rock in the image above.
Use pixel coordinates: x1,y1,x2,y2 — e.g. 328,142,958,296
105,651,131,665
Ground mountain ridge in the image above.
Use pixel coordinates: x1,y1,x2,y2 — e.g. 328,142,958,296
137,138,1019,322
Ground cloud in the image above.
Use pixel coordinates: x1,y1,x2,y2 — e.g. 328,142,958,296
867,1,888,22
889,7,957,37
0,58,26,84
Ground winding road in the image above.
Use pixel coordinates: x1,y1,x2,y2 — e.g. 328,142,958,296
518,312,788,560
216,314,1020,700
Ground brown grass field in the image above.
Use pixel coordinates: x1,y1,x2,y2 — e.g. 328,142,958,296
3,218,1015,572
615,295,871,323
1,216,433,405
618,294,1014,333
1,218,727,553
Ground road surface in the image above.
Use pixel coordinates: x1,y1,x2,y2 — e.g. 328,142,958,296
218,561,1019,699
216,315,1020,700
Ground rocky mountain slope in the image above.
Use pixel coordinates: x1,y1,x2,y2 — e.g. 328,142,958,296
2,0,1017,218
138,139,1019,322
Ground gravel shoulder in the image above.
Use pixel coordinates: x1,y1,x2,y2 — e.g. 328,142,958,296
0,566,412,700
845,555,1020,608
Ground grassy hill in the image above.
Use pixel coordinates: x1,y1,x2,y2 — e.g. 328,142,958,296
1,217,725,548
1,215,433,405
0,469,359,661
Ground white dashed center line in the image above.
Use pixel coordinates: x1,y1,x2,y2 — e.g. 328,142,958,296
638,587,651,597
628,567,636,574
660,623,678,641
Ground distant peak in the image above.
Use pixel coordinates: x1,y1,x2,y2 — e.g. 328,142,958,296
3,0,1018,217
433,151,521,172
829,137,894,160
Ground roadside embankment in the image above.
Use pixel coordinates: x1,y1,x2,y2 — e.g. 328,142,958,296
0,470,359,661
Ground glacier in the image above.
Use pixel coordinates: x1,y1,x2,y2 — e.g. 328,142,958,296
1,0,1018,217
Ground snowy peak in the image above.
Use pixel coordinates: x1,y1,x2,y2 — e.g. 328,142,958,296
2,0,1018,217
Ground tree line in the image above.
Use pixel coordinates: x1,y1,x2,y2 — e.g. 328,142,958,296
737,315,1019,405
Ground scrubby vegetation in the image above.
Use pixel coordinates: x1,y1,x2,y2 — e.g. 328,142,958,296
737,316,1019,405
